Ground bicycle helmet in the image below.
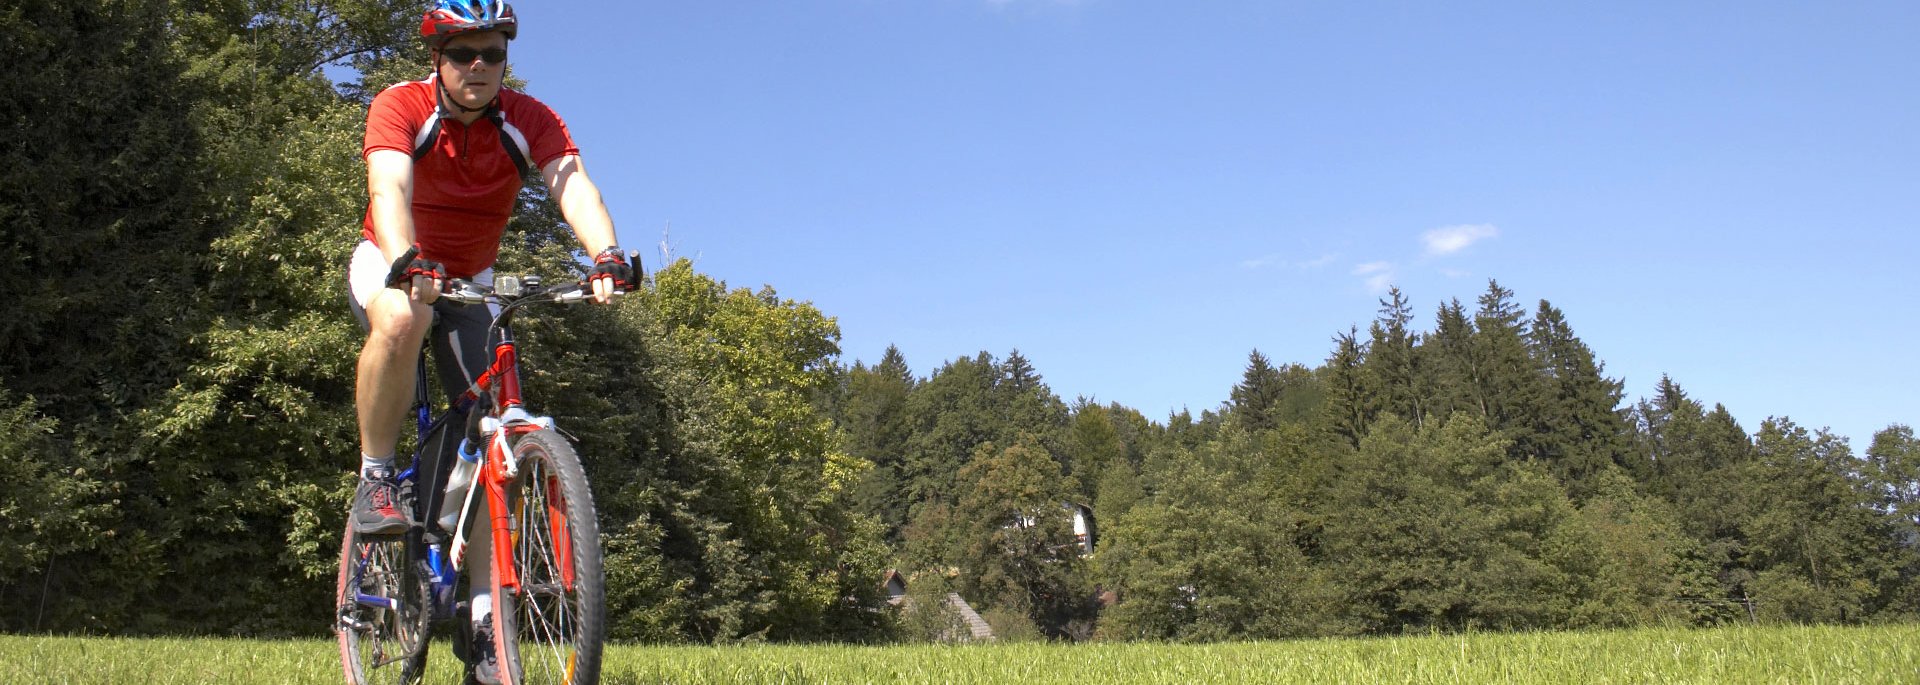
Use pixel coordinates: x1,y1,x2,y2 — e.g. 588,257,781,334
420,0,518,45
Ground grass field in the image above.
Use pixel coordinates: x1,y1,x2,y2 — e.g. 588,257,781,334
2,624,1915,684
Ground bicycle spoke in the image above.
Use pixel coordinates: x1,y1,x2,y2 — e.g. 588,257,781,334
489,429,602,685
340,526,429,685
516,462,575,680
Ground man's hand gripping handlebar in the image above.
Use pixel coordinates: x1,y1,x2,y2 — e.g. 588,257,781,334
383,244,446,305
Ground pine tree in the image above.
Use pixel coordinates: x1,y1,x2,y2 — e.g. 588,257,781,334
1423,298,1480,421
1321,327,1370,450
1527,300,1631,494
1365,286,1424,428
841,345,917,539
1230,349,1285,432
996,349,1069,444
1471,280,1545,446
1629,374,1696,486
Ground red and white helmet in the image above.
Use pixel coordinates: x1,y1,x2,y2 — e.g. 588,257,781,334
420,0,517,45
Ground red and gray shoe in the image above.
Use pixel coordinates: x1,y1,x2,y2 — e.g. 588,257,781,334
351,472,408,534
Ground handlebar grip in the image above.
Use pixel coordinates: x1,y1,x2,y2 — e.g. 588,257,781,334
549,283,629,305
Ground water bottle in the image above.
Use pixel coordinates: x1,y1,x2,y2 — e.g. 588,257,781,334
438,438,482,530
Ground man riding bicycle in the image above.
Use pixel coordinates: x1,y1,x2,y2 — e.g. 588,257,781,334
345,2,631,681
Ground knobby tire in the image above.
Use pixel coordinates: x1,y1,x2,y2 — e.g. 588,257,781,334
488,429,606,685
336,520,431,685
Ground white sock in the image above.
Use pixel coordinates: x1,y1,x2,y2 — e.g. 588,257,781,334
471,592,492,624
361,453,394,477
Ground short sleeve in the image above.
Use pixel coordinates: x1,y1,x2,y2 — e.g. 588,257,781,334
505,93,580,170
364,83,429,159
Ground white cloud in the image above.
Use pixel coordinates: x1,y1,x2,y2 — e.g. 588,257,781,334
1240,253,1339,270
1352,261,1395,293
1422,224,1499,256
1241,254,1283,269
1298,253,1338,269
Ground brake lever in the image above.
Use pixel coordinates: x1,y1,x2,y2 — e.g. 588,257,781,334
443,279,490,305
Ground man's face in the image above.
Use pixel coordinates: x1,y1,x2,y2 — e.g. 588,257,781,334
436,30,508,110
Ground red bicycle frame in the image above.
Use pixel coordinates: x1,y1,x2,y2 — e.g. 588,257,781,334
455,330,576,596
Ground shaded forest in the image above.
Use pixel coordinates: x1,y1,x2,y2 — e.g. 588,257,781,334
4,0,1916,643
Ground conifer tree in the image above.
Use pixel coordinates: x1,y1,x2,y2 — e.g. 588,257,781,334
1423,298,1481,420
1230,349,1285,432
1471,280,1546,446
842,345,917,539
996,349,1069,447
1527,300,1631,494
1365,286,1424,428
1629,374,1695,485
1321,327,1370,450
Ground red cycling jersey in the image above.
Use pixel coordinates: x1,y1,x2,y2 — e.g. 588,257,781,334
361,76,579,278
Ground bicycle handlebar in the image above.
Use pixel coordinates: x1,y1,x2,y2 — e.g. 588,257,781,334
441,276,625,307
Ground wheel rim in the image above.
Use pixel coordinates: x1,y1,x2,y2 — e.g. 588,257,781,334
507,452,582,682
342,535,423,683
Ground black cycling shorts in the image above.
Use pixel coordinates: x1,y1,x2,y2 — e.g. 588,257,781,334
346,239,496,403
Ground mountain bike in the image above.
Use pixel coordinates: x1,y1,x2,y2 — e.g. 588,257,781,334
335,271,612,685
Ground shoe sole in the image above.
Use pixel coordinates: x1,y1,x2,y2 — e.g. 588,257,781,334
352,519,410,535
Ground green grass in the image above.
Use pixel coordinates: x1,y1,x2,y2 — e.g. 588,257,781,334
2,624,1915,684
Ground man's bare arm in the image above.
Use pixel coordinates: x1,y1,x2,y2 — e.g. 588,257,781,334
542,154,617,257
367,148,437,302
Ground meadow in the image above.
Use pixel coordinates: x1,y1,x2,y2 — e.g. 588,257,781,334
2,624,1914,684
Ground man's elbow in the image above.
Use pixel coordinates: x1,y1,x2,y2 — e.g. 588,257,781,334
368,185,410,206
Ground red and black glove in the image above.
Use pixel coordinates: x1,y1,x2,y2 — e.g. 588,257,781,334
383,245,446,290
589,248,636,291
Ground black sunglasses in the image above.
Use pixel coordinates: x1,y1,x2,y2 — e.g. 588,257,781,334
442,46,507,65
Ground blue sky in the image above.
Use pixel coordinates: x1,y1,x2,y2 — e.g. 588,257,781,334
495,1,1917,447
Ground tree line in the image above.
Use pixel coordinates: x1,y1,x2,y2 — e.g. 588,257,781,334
5,0,1915,643
830,283,1920,639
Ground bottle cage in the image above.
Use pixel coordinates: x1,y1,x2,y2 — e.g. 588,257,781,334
409,100,534,179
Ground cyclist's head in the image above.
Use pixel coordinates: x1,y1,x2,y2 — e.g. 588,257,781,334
424,1,515,112
420,0,518,48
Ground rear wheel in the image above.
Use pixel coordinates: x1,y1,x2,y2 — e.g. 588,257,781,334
336,522,431,685
487,429,605,685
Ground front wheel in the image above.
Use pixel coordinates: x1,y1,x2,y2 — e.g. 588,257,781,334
336,522,430,685
488,429,605,685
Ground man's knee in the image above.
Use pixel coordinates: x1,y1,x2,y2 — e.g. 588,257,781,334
363,292,432,352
